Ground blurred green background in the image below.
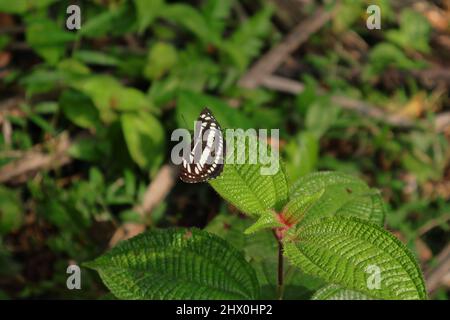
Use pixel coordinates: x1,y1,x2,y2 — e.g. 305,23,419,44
0,0,449,299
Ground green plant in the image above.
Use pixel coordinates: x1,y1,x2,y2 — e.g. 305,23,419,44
86,136,427,300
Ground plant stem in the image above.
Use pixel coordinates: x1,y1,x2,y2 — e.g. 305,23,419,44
273,229,284,300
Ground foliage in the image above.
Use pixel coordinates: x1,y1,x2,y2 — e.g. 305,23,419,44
0,0,447,300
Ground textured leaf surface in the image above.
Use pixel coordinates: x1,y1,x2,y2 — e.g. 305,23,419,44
85,228,259,300
205,213,323,299
210,135,288,216
290,172,385,225
244,210,284,235
312,284,372,300
282,189,324,225
283,217,427,300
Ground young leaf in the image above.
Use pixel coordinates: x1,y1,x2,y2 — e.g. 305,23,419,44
312,284,372,300
84,228,260,299
210,135,288,217
244,210,284,235
290,171,385,226
283,217,427,300
281,189,324,225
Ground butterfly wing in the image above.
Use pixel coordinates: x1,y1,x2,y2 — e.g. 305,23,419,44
180,108,225,183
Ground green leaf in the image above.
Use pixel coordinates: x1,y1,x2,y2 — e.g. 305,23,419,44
162,4,218,45
363,43,426,80
312,284,372,300
281,189,324,225
386,9,431,53
121,112,165,174
25,17,76,65
305,98,339,139
60,90,100,129
144,42,178,80
73,75,156,123
221,5,273,71
0,186,23,235
133,0,166,33
244,210,284,235
0,0,56,14
201,0,233,35
210,135,288,217
73,50,120,67
205,213,323,299
80,5,131,38
289,171,385,226
84,228,260,299
285,131,319,183
283,217,427,300
176,91,253,129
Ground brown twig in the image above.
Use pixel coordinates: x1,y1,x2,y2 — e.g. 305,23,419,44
418,213,450,237
108,164,179,247
0,133,72,184
425,243,450,295
239,7,333,89
260,75,450,132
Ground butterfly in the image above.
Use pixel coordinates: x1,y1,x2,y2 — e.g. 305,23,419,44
179,108,225,183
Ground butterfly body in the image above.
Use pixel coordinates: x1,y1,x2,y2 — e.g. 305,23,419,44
180,108,225,183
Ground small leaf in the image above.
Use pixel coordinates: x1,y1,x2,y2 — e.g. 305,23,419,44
144,42,178,80
312,284,372,300
244,210,284,235
0,186,23,235
121,112,165,174
84,228,260,299
73,75,156,123
133,0,166,33
283,217,427,300
73,50,120,67
60,90,100,129
161,4,218,44
281,189,324,225
386,9,431,53
25,17,76,65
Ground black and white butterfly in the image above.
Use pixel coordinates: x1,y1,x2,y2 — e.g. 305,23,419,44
179,108,225,183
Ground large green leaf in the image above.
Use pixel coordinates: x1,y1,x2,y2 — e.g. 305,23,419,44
210,135,288,217
283,217,427,300
289,172,385,226
312,284,372,300
85,228,260,299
